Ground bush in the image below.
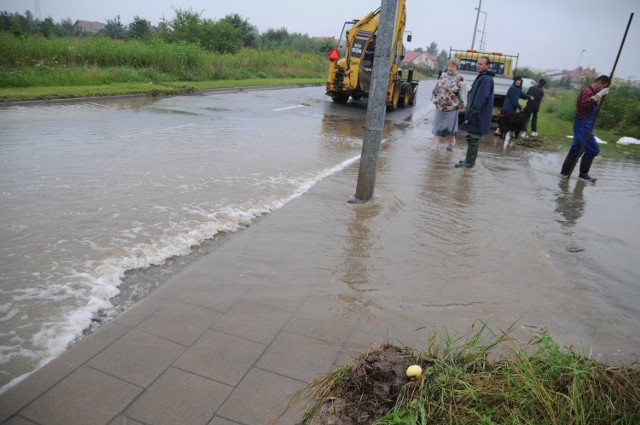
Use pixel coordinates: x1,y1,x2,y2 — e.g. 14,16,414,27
599,83,640,138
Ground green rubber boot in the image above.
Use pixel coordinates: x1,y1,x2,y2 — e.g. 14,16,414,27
560,152,578,176
455,133,481,168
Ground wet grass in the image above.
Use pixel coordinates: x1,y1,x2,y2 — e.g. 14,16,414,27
289,323,640,425
519,113,640,161
0,34,328,83
514,105,640,161
0,33,327,102
526,88,640,161
0,78,324,102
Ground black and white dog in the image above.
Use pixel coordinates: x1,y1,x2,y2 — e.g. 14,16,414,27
502,110,530,144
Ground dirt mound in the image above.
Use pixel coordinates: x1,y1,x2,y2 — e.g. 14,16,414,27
312,345,423,425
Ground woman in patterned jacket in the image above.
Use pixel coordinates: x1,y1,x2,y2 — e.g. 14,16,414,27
431,58,468,150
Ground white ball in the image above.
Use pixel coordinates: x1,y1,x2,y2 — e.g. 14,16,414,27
406,364,423,381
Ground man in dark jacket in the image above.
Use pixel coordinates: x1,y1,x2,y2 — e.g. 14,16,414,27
522,79,546,137
456,56,495,168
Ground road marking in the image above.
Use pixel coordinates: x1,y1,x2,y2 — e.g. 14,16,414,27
116,123,197,139
273,105,305,112
85,102,110,108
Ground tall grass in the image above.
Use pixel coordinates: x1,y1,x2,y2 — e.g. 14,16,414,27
543,86,640,139
200,48,327,80
0,33,327,86
542,88,578,121
1,66,179,87
0,35,205,76
293,323,640,425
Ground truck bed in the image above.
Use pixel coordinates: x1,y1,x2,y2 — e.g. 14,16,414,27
458,70,512,97
457,70,513,117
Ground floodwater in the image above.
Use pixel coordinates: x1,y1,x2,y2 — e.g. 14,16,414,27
1,85,639,393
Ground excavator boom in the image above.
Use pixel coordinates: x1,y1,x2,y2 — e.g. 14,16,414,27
325,0,418,110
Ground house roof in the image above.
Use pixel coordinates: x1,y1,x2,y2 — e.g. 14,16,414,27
403,51,424,63
402,51,439,65
312,36,338,44
74,20,105,33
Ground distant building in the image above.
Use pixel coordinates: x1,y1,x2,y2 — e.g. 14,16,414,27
567,67,597,84
541,67,596,84
402,51,437,69
312,36,339,45
74,20,105,33
540,69,566,82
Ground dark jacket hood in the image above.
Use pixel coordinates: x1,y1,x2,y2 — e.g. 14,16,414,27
481,69,496,77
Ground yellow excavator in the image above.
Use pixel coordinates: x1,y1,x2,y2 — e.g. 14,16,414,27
325,0,418,111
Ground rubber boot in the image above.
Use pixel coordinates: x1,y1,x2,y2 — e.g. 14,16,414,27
560,152,578,176
503,131,511,149
578,156,596,181
455,134,480,168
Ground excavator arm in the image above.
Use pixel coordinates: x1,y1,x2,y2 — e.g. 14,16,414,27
325,0,417,110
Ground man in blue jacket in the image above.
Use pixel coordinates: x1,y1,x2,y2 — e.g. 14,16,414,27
455,56,495,168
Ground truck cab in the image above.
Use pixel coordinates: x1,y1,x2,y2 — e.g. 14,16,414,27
451,49,520,120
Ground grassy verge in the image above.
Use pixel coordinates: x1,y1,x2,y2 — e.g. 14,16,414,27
0,34,328,102
524,113,640,161
0,78,325,102
517,92,640,161
288,323,640,424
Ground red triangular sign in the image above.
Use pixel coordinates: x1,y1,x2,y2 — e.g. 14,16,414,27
328,48,341,61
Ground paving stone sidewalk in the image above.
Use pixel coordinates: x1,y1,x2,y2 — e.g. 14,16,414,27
0,152,431,425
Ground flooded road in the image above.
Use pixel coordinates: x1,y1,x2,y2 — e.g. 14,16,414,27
1,84,639,393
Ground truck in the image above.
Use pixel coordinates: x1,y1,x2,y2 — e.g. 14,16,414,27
450,49,520,121
325,0,418,111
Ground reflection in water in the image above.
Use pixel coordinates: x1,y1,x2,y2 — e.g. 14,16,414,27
452,171,473,208
317,112,366,166
555,178,586,230
419,153,475,234
320,106,407,144
321,103,412,317
420,152,473,206
416,153,478,275
336,201,385,315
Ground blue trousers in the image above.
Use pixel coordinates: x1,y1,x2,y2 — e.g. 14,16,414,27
569,116,599,158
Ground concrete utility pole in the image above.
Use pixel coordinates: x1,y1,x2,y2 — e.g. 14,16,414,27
471,0,483,50
476,9,487,50
578,49,586,69
352,0,398,202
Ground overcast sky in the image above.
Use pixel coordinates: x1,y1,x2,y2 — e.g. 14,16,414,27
1,0,638,80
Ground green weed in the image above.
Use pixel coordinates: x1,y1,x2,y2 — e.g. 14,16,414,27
290,323,640,425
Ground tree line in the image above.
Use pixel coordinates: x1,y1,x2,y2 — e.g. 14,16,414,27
0,9,336,55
